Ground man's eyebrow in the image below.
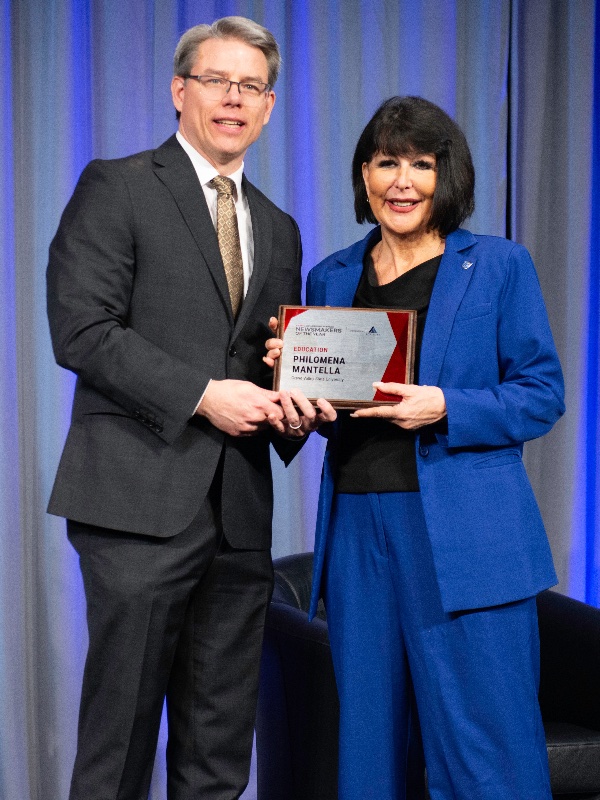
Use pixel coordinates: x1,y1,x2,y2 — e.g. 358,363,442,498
203,68,266,82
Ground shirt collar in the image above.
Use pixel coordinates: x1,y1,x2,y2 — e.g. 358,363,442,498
176,131,244,197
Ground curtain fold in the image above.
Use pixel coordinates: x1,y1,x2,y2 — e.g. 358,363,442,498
1,1,597,798
1,4,31,799
508,0,596,599
572,0,600,605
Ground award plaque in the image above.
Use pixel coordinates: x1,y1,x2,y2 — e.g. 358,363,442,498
273,306,417,408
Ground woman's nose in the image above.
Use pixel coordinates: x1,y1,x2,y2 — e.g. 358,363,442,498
393,166,412,189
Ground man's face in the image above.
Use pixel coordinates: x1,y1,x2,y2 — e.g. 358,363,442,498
171,37,275,174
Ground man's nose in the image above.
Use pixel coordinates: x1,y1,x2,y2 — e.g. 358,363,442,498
224,81,243,102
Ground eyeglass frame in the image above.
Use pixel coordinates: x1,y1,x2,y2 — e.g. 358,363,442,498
183,74,272,102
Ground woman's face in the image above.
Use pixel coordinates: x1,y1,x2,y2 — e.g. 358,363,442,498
362,152,437,239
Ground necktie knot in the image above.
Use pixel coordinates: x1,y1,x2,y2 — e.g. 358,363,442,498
210,175,235,198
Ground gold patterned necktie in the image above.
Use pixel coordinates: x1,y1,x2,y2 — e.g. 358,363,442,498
210,175,244,318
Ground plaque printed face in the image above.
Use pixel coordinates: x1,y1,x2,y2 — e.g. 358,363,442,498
273,306,417,408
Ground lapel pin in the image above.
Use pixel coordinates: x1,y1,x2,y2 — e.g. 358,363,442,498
461,260,473,270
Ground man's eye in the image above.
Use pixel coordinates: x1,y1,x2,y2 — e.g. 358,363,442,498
204,77,225,86
243,83,261,94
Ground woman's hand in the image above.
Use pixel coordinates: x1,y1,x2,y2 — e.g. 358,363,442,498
268,388,337,438
263,316,283,368
351,382,446,430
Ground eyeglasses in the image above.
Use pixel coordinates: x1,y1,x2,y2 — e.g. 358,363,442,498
184,75,271,104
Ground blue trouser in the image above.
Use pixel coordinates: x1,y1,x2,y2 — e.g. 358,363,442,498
323,492,552,800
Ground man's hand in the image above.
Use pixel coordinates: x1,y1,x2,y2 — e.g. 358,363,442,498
351,382,446,430
262,318,337,437
196,379,285,436
267,389,337,438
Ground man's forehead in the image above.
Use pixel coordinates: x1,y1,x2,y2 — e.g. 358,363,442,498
193,37,268,74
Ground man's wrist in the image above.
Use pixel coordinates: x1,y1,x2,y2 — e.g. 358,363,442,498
194,379,213,416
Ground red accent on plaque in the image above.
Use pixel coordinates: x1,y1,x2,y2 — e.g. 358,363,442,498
372,312,409,402
283,308,307,331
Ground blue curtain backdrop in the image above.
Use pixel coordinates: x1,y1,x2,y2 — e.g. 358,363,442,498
1,1,598,798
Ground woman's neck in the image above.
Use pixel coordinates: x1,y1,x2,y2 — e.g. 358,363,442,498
372,229,444,285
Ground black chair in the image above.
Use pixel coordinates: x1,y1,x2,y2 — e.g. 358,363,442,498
257,552,600,800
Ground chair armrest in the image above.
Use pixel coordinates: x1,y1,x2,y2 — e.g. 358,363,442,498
537,590,600,730
271,552,315,610
257,601,339,800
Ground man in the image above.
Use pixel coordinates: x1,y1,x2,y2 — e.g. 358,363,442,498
47,16,328,800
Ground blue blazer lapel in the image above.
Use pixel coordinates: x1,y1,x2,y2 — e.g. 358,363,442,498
325,262,363,306
324,228,380,306
319,228,478,386
419,228,477,386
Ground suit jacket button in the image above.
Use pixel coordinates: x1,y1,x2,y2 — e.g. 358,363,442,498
229,345,237,357
419,445,429,457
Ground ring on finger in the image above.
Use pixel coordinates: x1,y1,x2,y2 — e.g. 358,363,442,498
288,420,302,430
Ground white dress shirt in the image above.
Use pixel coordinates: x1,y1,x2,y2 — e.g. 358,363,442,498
176,131,254,295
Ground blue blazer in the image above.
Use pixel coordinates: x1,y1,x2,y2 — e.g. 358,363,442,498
307,227,565,617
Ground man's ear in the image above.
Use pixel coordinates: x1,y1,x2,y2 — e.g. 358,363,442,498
262,90,276,125
171,75,186,114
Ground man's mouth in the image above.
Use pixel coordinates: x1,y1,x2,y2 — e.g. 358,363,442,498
215,119,244,127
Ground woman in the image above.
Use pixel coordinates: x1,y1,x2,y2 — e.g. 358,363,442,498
266,96,564,799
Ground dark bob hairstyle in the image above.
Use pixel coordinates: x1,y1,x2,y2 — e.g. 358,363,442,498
353,96,475,237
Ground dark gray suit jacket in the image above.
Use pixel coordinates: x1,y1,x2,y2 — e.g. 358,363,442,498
47,135,302,548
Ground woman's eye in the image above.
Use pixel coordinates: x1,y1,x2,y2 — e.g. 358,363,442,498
413,159,435,170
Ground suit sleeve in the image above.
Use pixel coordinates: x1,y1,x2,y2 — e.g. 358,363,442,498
47,160,209,445
269,214,308,464
442,244,565,448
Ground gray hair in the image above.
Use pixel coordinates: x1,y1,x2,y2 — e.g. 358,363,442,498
173,16,281,87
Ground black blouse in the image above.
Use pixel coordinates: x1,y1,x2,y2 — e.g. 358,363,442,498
335,247,441,494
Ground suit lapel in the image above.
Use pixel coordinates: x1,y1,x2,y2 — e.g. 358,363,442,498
152,136,233,323
419,229,477,385
234,178,272,334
